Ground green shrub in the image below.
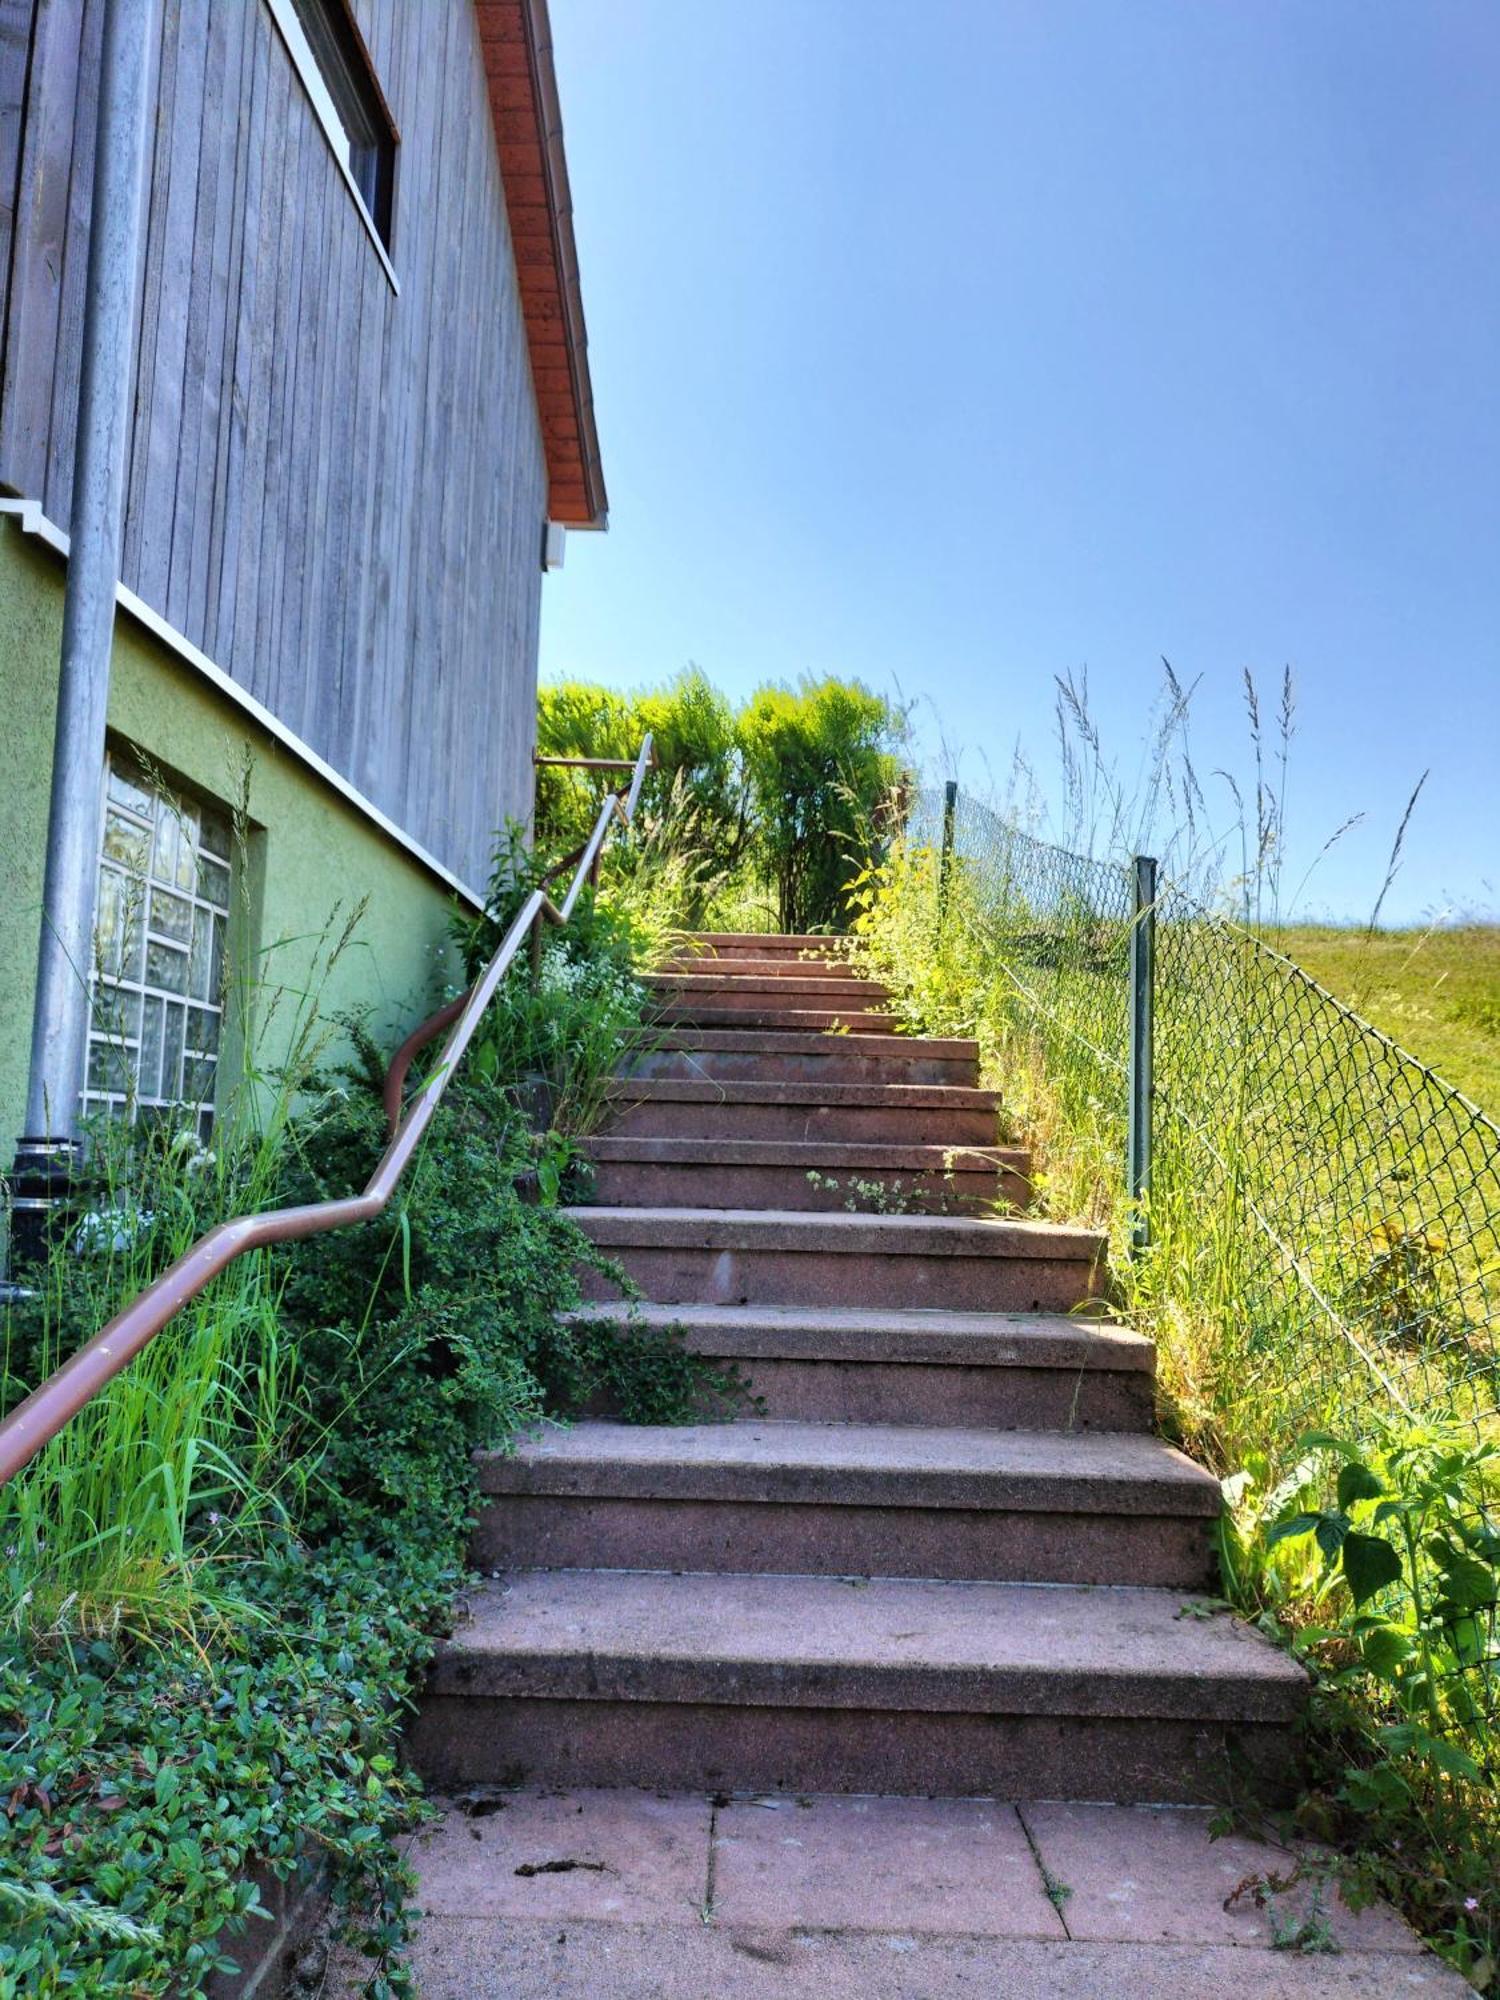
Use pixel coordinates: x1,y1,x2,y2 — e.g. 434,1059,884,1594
735,675,905,932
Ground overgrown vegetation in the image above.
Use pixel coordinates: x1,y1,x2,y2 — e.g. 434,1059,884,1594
0,806,737,1996
537,667,907,934
852,679,1500,1987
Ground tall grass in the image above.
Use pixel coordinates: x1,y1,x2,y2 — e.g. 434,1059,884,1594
1,898,368,1647
851,698,1500,1982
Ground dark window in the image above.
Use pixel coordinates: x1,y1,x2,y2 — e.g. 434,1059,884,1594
270,0,399,261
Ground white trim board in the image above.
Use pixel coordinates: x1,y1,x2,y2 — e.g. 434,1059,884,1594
0,498,483,909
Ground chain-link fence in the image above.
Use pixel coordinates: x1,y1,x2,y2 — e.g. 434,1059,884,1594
899,783,1500,1845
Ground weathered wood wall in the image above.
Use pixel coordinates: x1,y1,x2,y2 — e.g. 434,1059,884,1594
0,0,546,889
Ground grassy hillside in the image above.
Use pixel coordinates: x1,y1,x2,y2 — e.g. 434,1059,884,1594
1273,923,1500,1118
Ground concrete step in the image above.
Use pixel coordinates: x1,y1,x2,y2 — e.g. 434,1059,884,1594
655,1003,904,1034
627,1028,979,1087
676,932,848,959
569,1207,1107,1311
564,1303,1157,1431
411,1570,1307,1802
647,972,892,1009
663,953,864,980
472,1420,1219,1587
582,1137,1028,1213
602,1078,1001,1145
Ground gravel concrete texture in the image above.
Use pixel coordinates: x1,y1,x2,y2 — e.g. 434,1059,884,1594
709,1793,1063,1936
320,1792,1472,1999
406,1789,711,1925
1017,1801,1428,1952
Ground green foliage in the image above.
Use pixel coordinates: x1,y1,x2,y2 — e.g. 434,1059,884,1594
1274,924,1500,1119
536,669,746,891
446,820,655,1137
0,863,744,1994
737,675,905,933
1259,1427,1499,1985
853,822,1500,1990
537,668,908,936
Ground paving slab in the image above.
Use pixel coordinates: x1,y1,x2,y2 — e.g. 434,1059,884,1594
408,1788,710,1925
1020,1801,1426,1953
325,1919,1471,1997
710,1793,1063,1937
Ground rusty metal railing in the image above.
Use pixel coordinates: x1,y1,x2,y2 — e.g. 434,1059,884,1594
0,734,656,1486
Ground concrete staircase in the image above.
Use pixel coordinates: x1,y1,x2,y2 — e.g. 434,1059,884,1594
410,932,1306,1805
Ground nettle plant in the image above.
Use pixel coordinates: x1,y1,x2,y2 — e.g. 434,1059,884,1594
1267,1426,1499,1788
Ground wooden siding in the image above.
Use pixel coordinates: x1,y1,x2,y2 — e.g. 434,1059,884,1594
0,0,546,889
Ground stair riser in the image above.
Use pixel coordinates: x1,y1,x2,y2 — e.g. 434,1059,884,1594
605,1101,1000,1144
471,1499,1213,1588
650,979,893,1006
656,1006,902,1033
676,937,845,959
588,1161,1024,1214
408,1699,1297,1806
577,1245,1103,1312
664,956,862,979
628,1048,980,1086
677,1357,1156,1431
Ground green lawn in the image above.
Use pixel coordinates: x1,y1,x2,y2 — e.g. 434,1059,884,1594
1274,924,1500,1119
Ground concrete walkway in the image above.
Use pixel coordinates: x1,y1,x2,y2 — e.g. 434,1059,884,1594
323,1787,1469,1997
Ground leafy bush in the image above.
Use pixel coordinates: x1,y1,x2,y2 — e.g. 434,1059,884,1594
738,675,905,932
536,669,746,891
536,669,908,936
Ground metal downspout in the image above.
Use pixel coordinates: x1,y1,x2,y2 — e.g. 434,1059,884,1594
21,0,155,1146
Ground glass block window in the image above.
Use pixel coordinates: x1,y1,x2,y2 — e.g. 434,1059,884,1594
86,756,232,1140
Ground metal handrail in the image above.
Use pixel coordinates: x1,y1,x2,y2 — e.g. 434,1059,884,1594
0,734,656,1486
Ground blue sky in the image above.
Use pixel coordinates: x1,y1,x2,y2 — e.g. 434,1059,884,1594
539,0,1498,924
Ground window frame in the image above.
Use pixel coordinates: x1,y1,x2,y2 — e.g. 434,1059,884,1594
265,0,401,293
85,753,235,1143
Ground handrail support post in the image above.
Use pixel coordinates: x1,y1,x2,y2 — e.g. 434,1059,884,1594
937,780,958,935
1127,853,1157,1254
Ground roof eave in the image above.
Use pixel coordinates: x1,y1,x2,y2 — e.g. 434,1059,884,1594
477,0,607,529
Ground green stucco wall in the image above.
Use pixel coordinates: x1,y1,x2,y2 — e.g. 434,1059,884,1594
0,518,468,1168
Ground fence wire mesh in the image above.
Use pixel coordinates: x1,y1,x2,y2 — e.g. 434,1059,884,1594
904,784,1500,1783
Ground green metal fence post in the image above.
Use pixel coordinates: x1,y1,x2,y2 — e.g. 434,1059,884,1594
1127,853,1158,1253
937,781,958,933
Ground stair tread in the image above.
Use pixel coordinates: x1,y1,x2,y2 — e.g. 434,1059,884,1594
479,1419,1219,1513
605,1078,1000,1107
568,1205,1102,1259
563,1302,1153,1370
648,973,888,996
430,1571,1307,1718
645,1028,977,1058
684,933,847,949
585,1137,1022,1168
657,1009,903,1031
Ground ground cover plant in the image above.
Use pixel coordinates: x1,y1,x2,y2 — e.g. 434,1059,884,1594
0,822,738,1996
849,688,1500,1990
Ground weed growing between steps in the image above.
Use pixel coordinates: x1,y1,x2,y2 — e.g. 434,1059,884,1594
852,833,1500,1991
2,1053,739,1989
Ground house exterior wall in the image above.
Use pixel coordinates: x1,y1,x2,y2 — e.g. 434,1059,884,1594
0,0,546,893
0,516,464,1166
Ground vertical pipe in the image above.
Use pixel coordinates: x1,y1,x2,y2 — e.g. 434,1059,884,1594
1127,853,1158,1254
936,779,958,932
21,0,155,1142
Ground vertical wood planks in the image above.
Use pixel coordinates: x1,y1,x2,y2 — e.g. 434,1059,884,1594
0,0,552,891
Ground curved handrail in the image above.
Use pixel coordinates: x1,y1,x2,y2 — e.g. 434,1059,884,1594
0,734,656,1486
